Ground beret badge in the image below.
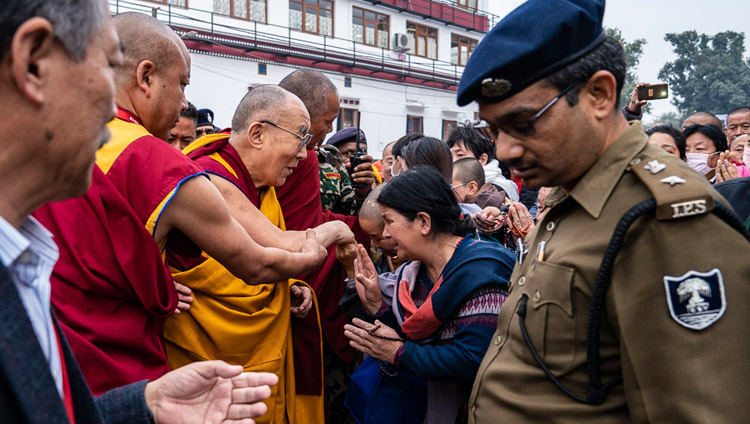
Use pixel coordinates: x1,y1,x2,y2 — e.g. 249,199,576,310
481,78,512,98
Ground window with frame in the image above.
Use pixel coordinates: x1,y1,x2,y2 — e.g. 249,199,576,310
149,0,187,7
407,22,438,60
407,115,423,134
289,0,334,37
451,34,477,66
442,120,457,141
213,0,266,22
353,7,389,49
454,0,477,9
337,108,359,130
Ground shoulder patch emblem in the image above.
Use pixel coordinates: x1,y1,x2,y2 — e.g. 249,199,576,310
664,268,726,330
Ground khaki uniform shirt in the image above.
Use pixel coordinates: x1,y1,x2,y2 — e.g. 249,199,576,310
469,122,750,423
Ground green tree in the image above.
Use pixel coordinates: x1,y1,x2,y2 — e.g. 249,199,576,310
643,111,682,130
606,27,650,114
659,31,750,116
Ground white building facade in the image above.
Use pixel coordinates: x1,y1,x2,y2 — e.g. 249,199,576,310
108,0,499,157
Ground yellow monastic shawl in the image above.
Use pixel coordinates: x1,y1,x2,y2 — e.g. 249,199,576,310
164,136,324,424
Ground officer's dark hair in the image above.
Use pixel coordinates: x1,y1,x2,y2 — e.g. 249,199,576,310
544,35,627,109
646,124,686,160
378,167,474,237
399,136,454,182
0,0,108,63
181,102,198,123
279,70,338,119
453,157,485,187
446,126,495,161
391,133,424,159
684,124,728,153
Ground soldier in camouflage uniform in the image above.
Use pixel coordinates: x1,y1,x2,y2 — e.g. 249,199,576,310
319,127,375,216
319,144,357,215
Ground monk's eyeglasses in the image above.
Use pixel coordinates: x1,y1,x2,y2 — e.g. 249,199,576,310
259,120,312,151
488,82,579,140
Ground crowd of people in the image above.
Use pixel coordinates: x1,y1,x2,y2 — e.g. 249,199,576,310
2,0,750,423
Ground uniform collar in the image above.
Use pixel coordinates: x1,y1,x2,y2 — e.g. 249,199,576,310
547,121,648,219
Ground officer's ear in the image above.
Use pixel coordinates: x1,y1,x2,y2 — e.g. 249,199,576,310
582,70,618,120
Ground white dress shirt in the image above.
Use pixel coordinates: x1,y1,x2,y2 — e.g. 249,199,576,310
0,215,62,397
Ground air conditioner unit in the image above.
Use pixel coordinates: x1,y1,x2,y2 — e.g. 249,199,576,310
393,33,413,52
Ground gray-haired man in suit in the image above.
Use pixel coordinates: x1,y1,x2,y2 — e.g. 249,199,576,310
0,0,278,422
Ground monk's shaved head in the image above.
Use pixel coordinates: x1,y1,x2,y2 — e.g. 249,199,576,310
113,12,187,85
359,184,386,224
232,85,308,134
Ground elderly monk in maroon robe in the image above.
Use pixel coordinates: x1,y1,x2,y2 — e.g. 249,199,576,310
33,13,327,395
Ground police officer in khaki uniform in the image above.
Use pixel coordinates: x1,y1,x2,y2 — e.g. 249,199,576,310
456,0,750,422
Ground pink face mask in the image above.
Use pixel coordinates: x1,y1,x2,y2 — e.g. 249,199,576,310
686,152,719,176
743,144,750,166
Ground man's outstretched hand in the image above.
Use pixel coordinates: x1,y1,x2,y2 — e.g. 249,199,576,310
145,361,278,424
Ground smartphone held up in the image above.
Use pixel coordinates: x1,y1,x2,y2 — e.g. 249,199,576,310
637,83,669,100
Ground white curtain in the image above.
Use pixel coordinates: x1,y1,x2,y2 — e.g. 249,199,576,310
427,37,437,59
250,0,265,22
213,0,230,15
289,9,302,30
233,0,248,19
377,29,388,48
320,15,332,36
353,24,363,43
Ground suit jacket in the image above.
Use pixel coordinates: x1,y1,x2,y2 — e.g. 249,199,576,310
0,262,152,423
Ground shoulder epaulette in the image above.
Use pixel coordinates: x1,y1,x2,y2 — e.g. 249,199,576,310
629,148,715,221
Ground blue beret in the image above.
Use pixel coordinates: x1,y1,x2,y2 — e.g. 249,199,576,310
197,108,215,127
326,127,367,147
457,0,605,106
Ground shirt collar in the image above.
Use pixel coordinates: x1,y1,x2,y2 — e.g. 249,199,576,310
0,215,58,269
547,121,648,219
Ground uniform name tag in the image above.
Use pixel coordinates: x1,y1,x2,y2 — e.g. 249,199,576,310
671,199,707,218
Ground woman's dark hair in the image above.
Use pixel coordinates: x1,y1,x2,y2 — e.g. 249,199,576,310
646,124,687,160
391,133,424,159
446,126,495,161
377,167,474,237
683,124,728,153
399,136,454,181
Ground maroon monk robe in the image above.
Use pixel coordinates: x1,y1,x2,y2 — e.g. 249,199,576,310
275,151,370,363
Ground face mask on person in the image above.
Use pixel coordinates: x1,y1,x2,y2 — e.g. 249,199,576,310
743,146,750,167
686,152,719,176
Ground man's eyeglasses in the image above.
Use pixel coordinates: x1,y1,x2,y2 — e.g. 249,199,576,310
259,120,312,150
488,82,578,140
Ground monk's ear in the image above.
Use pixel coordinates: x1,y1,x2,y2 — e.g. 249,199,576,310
247,121,264,150
135,60,155,98
416,211,432,236
8,17,57,105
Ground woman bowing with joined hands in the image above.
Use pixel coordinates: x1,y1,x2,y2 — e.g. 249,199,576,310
344,166,515,424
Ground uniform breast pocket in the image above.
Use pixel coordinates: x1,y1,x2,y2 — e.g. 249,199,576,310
508,261,577,372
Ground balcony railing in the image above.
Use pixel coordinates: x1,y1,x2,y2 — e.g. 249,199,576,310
358,0,499,33
110,0,470,90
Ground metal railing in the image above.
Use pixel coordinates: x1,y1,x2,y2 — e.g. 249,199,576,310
110,0,468,88
358,0,499,32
